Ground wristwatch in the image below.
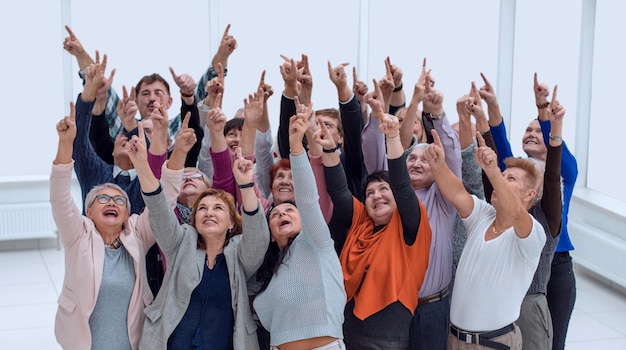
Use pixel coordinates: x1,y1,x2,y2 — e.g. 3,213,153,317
423,111,445,121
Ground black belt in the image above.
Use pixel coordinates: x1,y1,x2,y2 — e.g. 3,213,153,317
418,286,449,306
450,323,515,350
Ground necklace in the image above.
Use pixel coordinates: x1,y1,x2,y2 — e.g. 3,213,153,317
491,222,508,236
104,237,122,250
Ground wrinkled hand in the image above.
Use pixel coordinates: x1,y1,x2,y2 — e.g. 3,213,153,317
56,102,77,142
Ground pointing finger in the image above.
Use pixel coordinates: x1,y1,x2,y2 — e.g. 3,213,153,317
476,131,486,147
222,24,231,39
182,111,191,129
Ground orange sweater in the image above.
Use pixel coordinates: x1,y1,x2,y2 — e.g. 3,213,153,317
340,197,432,320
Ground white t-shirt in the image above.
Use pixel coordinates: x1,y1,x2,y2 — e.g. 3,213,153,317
450,196,546,331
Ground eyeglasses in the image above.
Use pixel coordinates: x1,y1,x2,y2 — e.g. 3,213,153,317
91,194,127,207
183,173,203,180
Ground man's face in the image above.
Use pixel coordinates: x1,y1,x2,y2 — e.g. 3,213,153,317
317,115,343,146
135,81,172,119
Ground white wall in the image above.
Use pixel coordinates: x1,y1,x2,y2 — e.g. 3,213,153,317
0,0,624,283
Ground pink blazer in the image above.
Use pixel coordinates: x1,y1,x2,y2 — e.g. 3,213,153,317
50,161,181,350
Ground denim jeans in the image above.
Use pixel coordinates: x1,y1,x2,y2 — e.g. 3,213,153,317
546,252,576,350
408,292,450,350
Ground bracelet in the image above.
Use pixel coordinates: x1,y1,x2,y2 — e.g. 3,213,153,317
393,84,403,92
181,91,194,98
549,133,562,142
537,101,550,109
238,182,255,189
323,145,340,153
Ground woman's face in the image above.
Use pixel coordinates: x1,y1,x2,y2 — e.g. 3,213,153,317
194,195,234,238
268,203,302,249
364,180,396,226
86,188,130,231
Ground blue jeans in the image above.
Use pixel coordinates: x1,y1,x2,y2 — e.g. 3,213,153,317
547,252,576,350
408,292,450,350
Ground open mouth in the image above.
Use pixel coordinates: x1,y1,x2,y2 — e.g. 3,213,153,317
103,209,118,217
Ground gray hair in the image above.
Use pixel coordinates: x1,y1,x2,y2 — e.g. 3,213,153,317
84,183,131,213
526,157,546,204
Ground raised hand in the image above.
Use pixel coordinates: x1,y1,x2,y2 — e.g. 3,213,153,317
204,64,225,109
169,67,197,98
257,70,274,102
474,131,498,172
280,55,299,87
232,147,255,186
313,115,336,150
378,57,395,109
117,85,139,131
423,76,444,115
174,112,197,154
243,87,265,129
289,97,313,153
213,24,237,69
297,54,313,104
327,60,350,88
56,102,77,143
388,57,404,90
62,25,93,71
534,72,550,107
123,121,149,166
352,66,369,104
82,51,107,101
547,85,565,123
467,82,486,120
424,129,446,167
207,93,226,133
478,72,497,106
366,79,385,119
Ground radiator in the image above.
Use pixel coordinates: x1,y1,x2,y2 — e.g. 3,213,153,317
0,202,58,241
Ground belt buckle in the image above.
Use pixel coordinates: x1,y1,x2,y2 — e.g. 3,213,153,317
465,333,472,344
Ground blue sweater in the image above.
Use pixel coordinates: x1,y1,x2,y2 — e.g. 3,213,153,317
73,96,144,215
490,120,578,252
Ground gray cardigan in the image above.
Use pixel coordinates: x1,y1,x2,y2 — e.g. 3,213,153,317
139,188,268,350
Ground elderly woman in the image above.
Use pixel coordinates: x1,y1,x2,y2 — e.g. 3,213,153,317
51,101,180,350
131,119,268,349
248,105,347,350
322,92,432,349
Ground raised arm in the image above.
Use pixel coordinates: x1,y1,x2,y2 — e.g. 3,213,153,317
361,79,387,173
479,72,513,170
277,56,299,158
289,102,333,248
425,130,475,218
170,67,203,167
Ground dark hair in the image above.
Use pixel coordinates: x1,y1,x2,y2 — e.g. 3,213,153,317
361,170,390,199
189,188,242,249
134,73,171,96
315,108,342,135
257,201,298,292
224,118,245,137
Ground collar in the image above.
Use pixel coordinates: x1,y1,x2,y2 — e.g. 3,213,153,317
113,166,137,181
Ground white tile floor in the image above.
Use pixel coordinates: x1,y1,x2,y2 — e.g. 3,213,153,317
1,242,626,349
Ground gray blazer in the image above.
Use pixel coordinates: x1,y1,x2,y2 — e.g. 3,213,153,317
139,189,267,350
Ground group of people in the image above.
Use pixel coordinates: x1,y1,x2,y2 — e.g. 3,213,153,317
50,24,578,350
